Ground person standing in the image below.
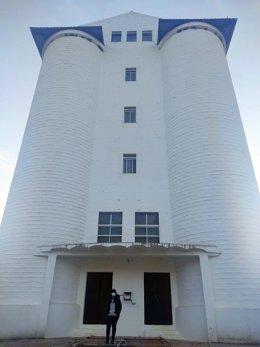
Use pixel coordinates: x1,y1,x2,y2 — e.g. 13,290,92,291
105,289,122,344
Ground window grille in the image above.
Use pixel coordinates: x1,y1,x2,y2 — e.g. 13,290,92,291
135,212,159,243
142,30,152,41
97,212,122,243
127,31,137,42
124,107,136,123
125,68,136,81
123,154,136,173
111,31,122,42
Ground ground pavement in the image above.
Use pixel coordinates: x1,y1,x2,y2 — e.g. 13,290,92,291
0,337,259,347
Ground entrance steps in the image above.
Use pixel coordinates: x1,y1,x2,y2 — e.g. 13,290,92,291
71,337,171,347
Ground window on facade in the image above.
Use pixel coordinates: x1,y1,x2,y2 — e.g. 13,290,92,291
142,30,152,41
123,154,136,173
135,212,159,243
124,107,136,123
97,212,122,243
125,68,136,81
111,31,122,42
127,31,137,42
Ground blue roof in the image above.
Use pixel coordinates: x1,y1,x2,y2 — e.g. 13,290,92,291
30,26,104,57
158,18,237,51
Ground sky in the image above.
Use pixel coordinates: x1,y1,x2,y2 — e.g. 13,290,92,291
0,0,259,222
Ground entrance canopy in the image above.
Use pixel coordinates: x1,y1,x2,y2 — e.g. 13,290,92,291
36,242,219,341
37,242,220,258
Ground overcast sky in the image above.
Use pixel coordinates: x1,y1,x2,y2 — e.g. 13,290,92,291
0,0,259,222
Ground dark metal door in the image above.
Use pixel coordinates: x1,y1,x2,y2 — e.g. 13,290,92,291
144,272,173,325
83,272,113,324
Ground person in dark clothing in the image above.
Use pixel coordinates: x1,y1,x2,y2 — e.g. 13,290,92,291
105,288,122,344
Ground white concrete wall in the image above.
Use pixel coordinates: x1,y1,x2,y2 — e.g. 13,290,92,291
1,12,260,342
84,13,173,245
44,14,177,338
0,34,102,337
55,257,180,340
161,26,260,341
175,258,207,341
46,258,81,337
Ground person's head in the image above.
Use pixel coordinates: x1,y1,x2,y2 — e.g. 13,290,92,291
111,289,117,298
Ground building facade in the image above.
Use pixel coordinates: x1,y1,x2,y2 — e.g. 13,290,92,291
0,12,260,342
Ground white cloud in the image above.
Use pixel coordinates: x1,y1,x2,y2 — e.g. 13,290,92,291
0,151,13,162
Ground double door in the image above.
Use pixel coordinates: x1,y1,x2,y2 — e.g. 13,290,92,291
83,272,172,325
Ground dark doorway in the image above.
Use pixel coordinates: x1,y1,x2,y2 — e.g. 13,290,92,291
83,272,113,324
144,272,172,325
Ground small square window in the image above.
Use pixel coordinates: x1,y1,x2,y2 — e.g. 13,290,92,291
123,154,136,174
111,31,122,42
127,31,137,42
125,68,136,81
142,30,152,41
124,107,136,123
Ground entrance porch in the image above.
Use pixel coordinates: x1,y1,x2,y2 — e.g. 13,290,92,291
36,243,220,342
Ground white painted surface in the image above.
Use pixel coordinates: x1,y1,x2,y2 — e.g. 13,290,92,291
50,257,181,340
161,25,260,341
199,254,217,342
0,305,40,338
84,14,173,246
0,33,102,337
0,12,259,342
37,254,57,337
174,257,207,341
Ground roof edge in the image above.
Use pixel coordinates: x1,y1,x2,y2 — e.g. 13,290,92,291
30,26,104,57
158,18,237,52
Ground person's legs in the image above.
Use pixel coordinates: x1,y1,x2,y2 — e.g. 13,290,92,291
106,316,112,344
111,316,119,344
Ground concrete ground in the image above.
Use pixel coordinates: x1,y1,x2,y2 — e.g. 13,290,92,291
0,337,259,347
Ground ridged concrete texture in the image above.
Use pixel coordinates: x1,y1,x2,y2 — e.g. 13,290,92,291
0,36,101,303
161,26,260,307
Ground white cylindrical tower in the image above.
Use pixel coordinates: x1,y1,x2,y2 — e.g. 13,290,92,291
161,22,260,339
0,31,102,337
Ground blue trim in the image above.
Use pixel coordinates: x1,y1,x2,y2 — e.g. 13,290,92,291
30,26,104,57
158,18,237,51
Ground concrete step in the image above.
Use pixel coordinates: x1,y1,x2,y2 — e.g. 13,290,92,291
71,337,170,347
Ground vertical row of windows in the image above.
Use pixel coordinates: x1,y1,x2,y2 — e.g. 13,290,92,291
111,30,153,42
97,212,159,243
124,67,137,171
96,31,160,245
124,59,137,170
125,66,136,123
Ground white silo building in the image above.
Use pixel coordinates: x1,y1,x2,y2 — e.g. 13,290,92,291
0,12,259,343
